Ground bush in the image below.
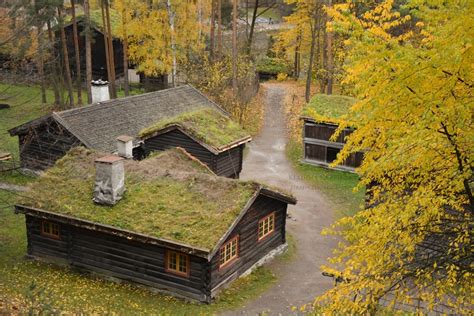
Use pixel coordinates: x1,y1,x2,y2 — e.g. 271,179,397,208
256,57,290,75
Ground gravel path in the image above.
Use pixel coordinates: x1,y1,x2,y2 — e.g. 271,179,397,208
226,84,338,315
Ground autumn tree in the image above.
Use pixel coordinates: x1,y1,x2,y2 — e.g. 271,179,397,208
315,0,473,313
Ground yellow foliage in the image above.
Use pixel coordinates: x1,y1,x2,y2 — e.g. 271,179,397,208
315,0,474,314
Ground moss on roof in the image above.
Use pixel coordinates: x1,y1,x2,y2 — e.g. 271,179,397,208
302,94,357,124
18,147,259,250
139,108,251,151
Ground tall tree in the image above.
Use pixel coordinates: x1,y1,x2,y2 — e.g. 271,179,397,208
34,0,47,104
305,3,319,102
325,0,333,94
46,20,61,107
116,0,131,96
57,6,74,107
84,0,93,103
210,0,216,58
232,0,238,94
71,0,82,104
166,0,177,87
217,0,222,56
318,0,473,313
101,0,116,98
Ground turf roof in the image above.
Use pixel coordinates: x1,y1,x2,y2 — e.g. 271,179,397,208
139,108,251,152
302,94,357,124
18,147,259,250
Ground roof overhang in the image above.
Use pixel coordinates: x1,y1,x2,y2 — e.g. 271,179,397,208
15,204,210,258
8,114,53,136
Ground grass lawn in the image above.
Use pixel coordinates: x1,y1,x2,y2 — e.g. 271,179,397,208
0,189,278,314
286,139,364,218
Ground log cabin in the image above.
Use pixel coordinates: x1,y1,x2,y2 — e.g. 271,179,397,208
8,85,251,178
14,147,296,303
300,94,363,172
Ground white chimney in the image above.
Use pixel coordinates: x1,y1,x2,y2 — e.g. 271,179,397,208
116,135,134,159
93,155,125,205
91,79,110,103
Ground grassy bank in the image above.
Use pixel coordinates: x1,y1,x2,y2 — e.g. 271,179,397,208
0,189,277,314
286,139,364,217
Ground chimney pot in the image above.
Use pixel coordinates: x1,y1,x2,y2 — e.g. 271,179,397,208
116,135,134,159
91,79,110,103
93,155,125,205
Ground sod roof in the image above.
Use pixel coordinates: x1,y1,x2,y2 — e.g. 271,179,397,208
302,94,357,124
139,108,251,152
17,147,265,251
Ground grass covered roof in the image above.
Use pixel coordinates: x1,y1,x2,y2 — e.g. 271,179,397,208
18,147,260,250
139,108,251,152
302,94,357,124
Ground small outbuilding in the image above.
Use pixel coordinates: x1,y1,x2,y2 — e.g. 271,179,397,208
9,85,251,178
300,94,363,171
15,147,296,303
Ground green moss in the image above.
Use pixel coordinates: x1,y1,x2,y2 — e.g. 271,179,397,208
302,94,357,124
18,147,258,250
140,108,251,151
256,57,290,75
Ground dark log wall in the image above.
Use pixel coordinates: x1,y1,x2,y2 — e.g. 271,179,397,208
303,121,362,169
209,195,287,296
25,215,211,302
144,130,244,178
18,120,82,170
215,145,244,178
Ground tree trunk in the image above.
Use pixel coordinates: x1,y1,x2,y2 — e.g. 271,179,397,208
232,0,238,95
305,19,317,103
294,32,301,80
320,4,327,93
101,0,113,98
326,0,333,94
210,0,215,58
71,0,82,104
105,0,116,98
247,0,259,55
84,0,93,103
121,6,129,96
36,22,47,103
166,0,177,87
58,7,74,108
217,0,222,57
47,20,61,106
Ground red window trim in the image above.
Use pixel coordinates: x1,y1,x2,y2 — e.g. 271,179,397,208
165,250,190,278
40,220,60,240
219,235,239,269
258,212,276,242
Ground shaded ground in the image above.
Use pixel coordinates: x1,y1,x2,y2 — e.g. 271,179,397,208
227,84,338,315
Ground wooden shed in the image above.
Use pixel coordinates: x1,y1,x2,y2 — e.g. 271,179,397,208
301,94,363,171
139,108,251,178
14,147,296,303
9,85,251,177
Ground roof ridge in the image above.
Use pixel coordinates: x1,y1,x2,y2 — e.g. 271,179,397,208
55,84,193,117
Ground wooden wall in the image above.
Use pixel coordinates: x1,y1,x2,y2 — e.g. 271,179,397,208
303,121,362,169
25,215,211,302
215,145,244,178
209,195,287,296
18,120,82,170
144,130,245,178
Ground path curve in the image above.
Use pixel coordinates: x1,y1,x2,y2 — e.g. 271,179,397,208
227,84,338,315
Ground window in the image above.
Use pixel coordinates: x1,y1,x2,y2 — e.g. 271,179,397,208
41,221,60,239
258,212,275,240
219,236,238,268
166,251,189,277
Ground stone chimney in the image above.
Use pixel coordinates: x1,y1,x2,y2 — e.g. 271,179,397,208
116,135,134,159
91,79,110,103
93,155,125,205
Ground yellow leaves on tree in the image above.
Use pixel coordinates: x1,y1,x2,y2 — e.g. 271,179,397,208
116,0,208,77
317,0,473,314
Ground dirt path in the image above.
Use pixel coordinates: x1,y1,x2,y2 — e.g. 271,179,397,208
227,84,338,315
